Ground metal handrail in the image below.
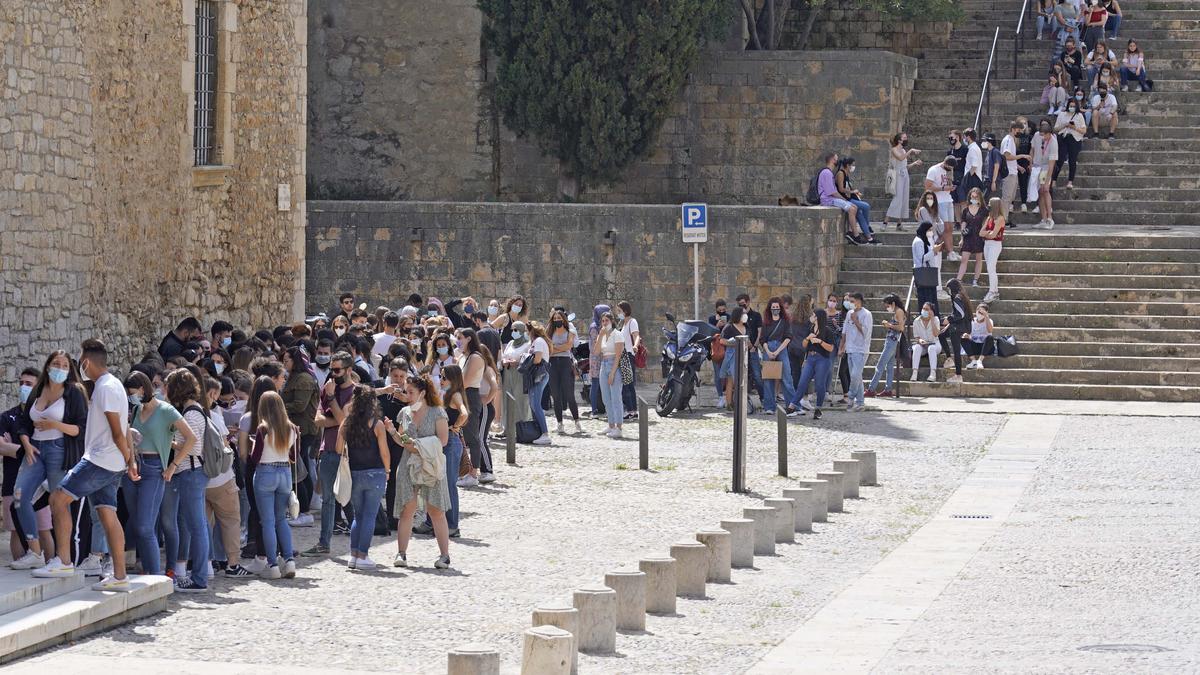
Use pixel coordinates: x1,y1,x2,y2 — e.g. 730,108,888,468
1014,0,1032,78
974,27,1000,133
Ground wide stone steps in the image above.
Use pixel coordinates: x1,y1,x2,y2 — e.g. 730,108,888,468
884,380,1200,402
840,256,1200,276
865,365,1200,388
839,269,1200,291
851,283,1199,303
846,242,1200,264
915,77,1200,93
867,337,1196,358
872,353,1200,372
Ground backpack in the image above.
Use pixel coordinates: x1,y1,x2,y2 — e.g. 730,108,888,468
804,170,823,206
186,404,234,479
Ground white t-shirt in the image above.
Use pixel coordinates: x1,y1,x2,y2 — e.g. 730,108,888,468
925,165,953,204
1001,134,1019,175
1092,92,1117,115
599,330,625,358
502,339,531,365
531,336,550,362
964,142,983,179
83,372,129,472
371,332,397,358
620,317,640,349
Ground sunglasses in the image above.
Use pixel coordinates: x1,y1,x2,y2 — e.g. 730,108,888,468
330,367,345,375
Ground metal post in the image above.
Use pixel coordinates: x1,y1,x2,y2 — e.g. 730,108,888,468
503,370,517,465
775,404,788,477
731,336,748,493
637,397,649,471
692,242,699,320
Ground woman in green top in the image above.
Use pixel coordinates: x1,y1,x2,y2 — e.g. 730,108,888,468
123,371,196,575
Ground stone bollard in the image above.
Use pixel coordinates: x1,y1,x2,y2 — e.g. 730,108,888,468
669,541,709,598
781,488,813,533
522,626,573,675
743,505,777,556
832,460,861,498
795,479,828,523
638,557,677,615
816,472,844,513
447,643,500,675
851,449,877,485
720,518,755,568
532,602,579,675
762,497,795,544
695,528,732,583
604,570,647,631
572,585,617,654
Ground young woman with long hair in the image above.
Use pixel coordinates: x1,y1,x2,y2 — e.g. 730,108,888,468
388,375,453,569
593,312,626,437
940,278,973,384
163,369,211,592
414,365,468,538
525,321,552,445
956,187,987,286
785,308,836,420
253,391,297,580
335,385,390,570
546,310,582,434
867,294,908,398
280,345,318,525
759,296,795,413
238,375,276,573
981,197,1007,304
455,328,494,487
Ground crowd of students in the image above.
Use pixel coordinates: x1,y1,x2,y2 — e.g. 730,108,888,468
0,294,662,589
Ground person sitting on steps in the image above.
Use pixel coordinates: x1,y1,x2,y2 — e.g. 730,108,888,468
1089,84,1119,140
817,151,868,246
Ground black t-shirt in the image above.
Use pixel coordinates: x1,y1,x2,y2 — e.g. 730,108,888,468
158,332,186,361
1,404,22,496
805,326,837,356
477,327,502,364
951,144,968,184
721,323,747,343
761,317,790,345
742,308,763,344
346,419,385,471
378,393,405,456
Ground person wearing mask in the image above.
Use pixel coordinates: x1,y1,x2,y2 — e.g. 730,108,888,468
1029,119,1059,229
1015,116,1035,216
964,305,997,370
594,311,627,436
378,361,409,524
924,157,957,258
817,151,866,245
388,375,453,570
159,369,212,592
546,310,583,434
958,130,985,233
1052,0,1081,57
835,157,879,245
312,339,334,388
1041,74,1069,115
718,307,749,410
455,328,494,485
1086,40,1117,84
1060,38,1085,90
3,368,43,567
1119,39,1147,92
616,301,641,419
940,279,972,384
331,315,350,340
784,309,836,420
303,352,355,557
443,296,479,330
981,198,1007,304
280,346,318,527
335,384,391,570
525,322,553,446
251,391,297,580
201,376,248,577
866,294,907,399
426,333,457,391
237,375,275,572
735,294,765,402
758,297,795,413
786,295,813,394
414,365,467,538
1000,122,1028,219
947,130,967,208
587,305,611,419
823,293,848,405
210,321,234,353
956,187,987,286
491,295,529,342
837,293,872,412
11,353,87,571
885,132,923,231
500,320,534,432
1082,0,1108,52
981,134,1005,202
912,212,944,313
1053,99,1087,189
910,303,944,382
1092,62,1119,93
34,340,136,592
707,300,730,408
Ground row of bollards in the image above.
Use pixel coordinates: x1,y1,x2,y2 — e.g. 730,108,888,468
446,450,879,674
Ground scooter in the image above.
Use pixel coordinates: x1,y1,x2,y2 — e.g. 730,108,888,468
655,313,717,417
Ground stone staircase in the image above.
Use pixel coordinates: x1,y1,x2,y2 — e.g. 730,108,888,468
0,567,171,663
842,0,1200,401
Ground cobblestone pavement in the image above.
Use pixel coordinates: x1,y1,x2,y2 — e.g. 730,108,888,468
882,416,1200,672
33,405,1001,674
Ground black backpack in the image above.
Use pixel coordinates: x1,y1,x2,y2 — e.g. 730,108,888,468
804,169,825,206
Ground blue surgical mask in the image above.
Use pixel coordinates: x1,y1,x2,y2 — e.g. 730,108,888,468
213,363,225,375
921,309,930,319
128,394,142,407
436,346,450,356
463,304,475,315
19,384,32,404
843,300,853,310
488,306,499,316
616,312,625,321
513,331,526,340
48,367,68,385
315,354,332,366
221,336,232,348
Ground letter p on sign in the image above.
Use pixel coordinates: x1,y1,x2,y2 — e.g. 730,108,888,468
682,203,708,243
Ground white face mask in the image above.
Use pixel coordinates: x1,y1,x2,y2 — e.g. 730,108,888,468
921,310,930,319
334,328,346,337
409,399,424,413
926,198,935,207
511,304,523,314
214,363,225,375
970,199,980,206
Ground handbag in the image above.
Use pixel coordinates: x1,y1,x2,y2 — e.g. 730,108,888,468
287,450,301,520
633,342,648,369
619,352,634,385
457,430,474,477
884,164,897,196
515,420,541,444
995,335,1019,357
332,451,352,506
760,359,783,380
913,265,940,288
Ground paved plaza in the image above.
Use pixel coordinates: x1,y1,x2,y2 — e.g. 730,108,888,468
7,401,1199,674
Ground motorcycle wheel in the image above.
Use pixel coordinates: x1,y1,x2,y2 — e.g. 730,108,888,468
656,380,683,417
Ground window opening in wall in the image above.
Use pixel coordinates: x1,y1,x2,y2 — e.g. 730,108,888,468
194,0,219,166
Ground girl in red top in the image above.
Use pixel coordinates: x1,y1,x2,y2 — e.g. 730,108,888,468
981,198,1006,304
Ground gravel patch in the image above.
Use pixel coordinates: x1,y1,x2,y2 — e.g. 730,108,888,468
38,406,1001,674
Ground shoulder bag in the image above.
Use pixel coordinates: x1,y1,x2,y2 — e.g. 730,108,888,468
913,241,940,288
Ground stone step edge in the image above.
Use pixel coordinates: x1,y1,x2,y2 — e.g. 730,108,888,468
0,574,85,617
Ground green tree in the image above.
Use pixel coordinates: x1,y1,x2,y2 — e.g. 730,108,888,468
480,0,730,195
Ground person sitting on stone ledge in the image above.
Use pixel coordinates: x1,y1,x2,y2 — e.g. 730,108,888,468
816,151,867,246
834,157,879,245
1041,73,1069,115
963,304,997,370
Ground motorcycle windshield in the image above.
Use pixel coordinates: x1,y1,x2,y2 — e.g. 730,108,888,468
676,322,698,349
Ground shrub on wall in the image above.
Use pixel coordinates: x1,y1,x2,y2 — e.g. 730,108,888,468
479,0,731,193
853,0,962,21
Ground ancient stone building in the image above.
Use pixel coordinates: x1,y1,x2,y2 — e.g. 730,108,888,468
0,0,307,387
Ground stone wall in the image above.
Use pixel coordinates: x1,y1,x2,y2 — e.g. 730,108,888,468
306,0,492,201
498,50,918,205
306,201,844,368
0,0,307,394
780,3,954,57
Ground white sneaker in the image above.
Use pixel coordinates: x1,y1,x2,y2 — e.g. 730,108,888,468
798,398,814,411
532,434,551,446
947,375,964,384
946,251,961,262
478,472,496,484
1044,218,1054,229
944,358,955,369
288,513,314,527
261,564,282,580
976,361,985,370
92,575,132,592
10,550,44,570
32,557,76,578
456,474,479,488
1031,205,1039,214
245,557,268,575
393,552,408,568
1020,204,1029,213
574,420,584,434
610,428,623,439
282,558,297,579
927,373,938,382
556,422,565,434
78,554,103,578
716,395,727,408
910,373,919,382
101,556,114,579
356,557,379,571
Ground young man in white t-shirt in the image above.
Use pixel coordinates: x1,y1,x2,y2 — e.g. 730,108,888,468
924,157,958,259
34,339,136,591
999,121,1028,218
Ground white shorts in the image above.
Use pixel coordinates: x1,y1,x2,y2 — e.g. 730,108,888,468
937,201,954,223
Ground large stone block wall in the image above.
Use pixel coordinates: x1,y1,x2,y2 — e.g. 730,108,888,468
306,201,844,368
780,3,954,57
306,0,493,201
0,0,306,394
498,50,918,205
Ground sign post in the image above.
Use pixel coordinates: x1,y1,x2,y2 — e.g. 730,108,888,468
682,203,708,319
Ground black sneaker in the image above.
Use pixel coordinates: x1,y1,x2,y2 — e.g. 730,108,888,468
301,545,330,557
449,528,461,539
812,409,823,420
1107,133,1115,140
867,237,882,246
224,564,254,578
333,522,351,536
844,232,859,245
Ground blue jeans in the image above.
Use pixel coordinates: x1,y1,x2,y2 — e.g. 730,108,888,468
760,341,795,411
589,376,604,415
160,469,189,564
1120,66,1147,90
173,467,211,587
14,437,66,542
868,336,900,392
848,198,873,236
847,352,867,406
621,362,637,414
1105,14,1121,38
254,463,294,567
789,353,832,408
444,435,462,529
317,451,341,548
1036,14,1047,36
123,454,166,575
348,468,387,555
598,359,623,426
528,373,549,435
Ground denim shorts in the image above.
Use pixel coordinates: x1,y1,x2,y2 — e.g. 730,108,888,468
828,198,853,212
58,458,124,510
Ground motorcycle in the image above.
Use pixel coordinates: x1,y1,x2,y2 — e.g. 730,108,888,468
655,313,718,417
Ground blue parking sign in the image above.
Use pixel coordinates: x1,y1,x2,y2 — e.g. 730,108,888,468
682,203,707,243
